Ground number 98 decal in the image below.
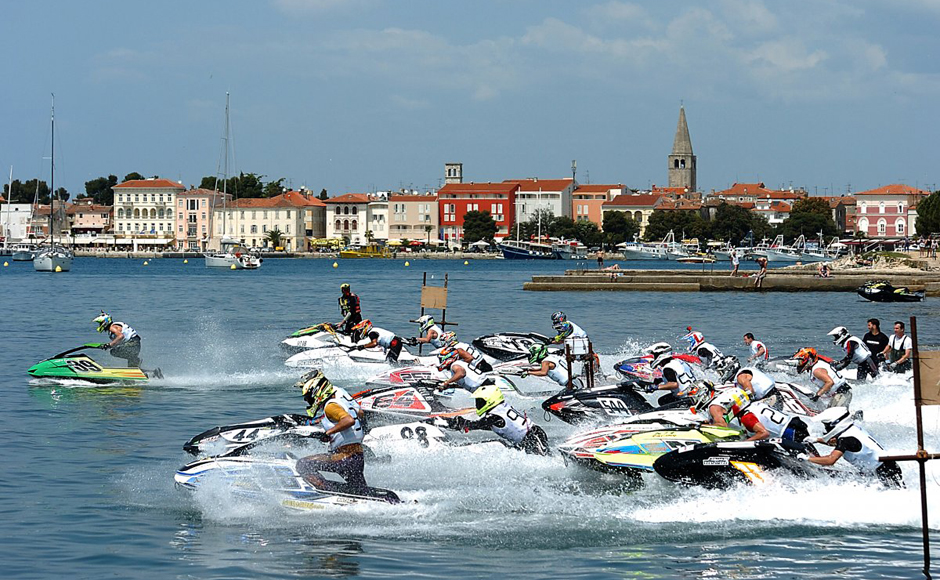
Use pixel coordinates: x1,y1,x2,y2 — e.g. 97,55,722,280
400,426,430,448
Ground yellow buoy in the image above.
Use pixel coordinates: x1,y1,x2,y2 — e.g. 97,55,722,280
55,265,62,272
3,261,8,267
333,262,338,268
404,261,410,267
183,259,188,264
230,264,237,270
464,260,469,265
143,261,149,266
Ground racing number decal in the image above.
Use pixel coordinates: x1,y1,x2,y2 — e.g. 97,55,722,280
400,426,430,447
229,428,262,442
598,398,632,416
67,359,101,373
757,407,788,426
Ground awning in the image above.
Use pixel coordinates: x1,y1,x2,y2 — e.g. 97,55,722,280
387,239,403,246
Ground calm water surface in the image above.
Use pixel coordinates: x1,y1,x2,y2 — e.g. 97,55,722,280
1,256,939,579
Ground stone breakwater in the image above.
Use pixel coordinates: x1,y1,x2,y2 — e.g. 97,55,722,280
73,250,502,260
523,268,940,296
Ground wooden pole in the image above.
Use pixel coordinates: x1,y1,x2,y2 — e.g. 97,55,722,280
911,316,932,579
565,343,573,391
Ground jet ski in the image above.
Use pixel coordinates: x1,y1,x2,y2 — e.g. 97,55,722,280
281,322,351,352
353,382,472,423
175,449,402,507
653,439,835,487
183,413,448,457
541,381,660,424
591,425,742,474
613,353,702,384
284,344,426,368
27,343,159,385
364,364,520,393
557,409,704,464
471,332,554,362
857,280,925,303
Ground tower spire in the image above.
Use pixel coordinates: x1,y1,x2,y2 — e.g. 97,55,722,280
667,105,697,192
672,106,693,156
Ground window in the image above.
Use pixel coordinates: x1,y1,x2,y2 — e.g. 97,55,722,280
240,211,245,219
263,225,268,233
201,212,206,220
240,224,245,234
896,219,906,235
178,225,182,232
351,220,357,230
251,225,258,234
351,206,358,215
858,217,869,232
202,199,207,207
119,224,123,231
878,219,887,235
335,220,341,230
159,223,164,231
178,199,183,207
188,214,197,223
286,224,290,233
158,209,164,219
134,209,140,219
135,194,139,202
343,220,349,230
898,203,904,214
274,211,279,219
263,211,268,219
344,206,349,215
879,202,885,214
117,209,124,219
859,202,866,214
151,194,155,202
187,199,197,210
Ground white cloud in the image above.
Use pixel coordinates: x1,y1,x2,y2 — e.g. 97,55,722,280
745,39,827,72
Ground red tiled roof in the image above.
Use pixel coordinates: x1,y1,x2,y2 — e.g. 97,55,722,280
603,193,664,207
438,182,519,195
389,194,438,202
656,199,703,210
505,178,573,192
324,193,372,204
651,185,694,195
281,191,325,206
113,178,185,189
177,188,223,197
855,184,930,196
229,192,327,208
66,203,111,214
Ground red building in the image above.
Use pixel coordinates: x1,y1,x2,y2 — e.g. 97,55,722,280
437,182,519,245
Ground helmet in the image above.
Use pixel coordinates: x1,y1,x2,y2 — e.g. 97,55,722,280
352,319,373,336
691,384,716,412
828,326,850,347
554,321,572,336
711,386,750,417
528,344,549,364
815,406,853,440
682,330,705,353
93,311,112,333
472,383,505,416
340,283,351,294
793,347,818,373
417,315,435,334
551,311,567,326
440,331,458,347
645,342,672,357
437,346,459,370
295,369,334,412
652,352,673,368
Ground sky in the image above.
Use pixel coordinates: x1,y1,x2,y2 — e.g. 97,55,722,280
2,0,939,199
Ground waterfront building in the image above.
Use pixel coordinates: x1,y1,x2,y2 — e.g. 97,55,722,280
324,193,373,245
668,106,697,192
214,190,326,251
176,188,228,252
572,184,625,228
389,192,438,244
0,198,34,243
437,182,519,247
822,196,857,235
601,193,666,237
505,178,575,220
854,184,929,238
367,194,389,242
68,197,113,249
112,178,185,251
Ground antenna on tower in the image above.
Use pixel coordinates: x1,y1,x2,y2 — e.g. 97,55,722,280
571,159,577,184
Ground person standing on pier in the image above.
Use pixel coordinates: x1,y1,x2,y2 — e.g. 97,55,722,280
730,248,739,277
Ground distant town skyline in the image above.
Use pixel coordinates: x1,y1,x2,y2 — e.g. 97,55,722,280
2,1,938,198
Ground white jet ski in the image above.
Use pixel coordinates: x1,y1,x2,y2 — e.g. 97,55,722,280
281,322,351,352
284,345,431,368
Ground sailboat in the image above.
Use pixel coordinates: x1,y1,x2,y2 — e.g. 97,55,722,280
34,94,73,273
204,93,261,270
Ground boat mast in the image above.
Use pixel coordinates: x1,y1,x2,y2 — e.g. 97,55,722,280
4,165,11,246
49,94,55,249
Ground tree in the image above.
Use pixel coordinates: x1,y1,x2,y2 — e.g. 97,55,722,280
463,210,498,243
778,196,839,241
643,210,707,242
548,216,579,240
318,188,328,201
574,220,604,248
265,227,284,249
602,211,641,246
709,203,755,244
198,172,265,198
84,175,118,205
123,172,145,182
55,187,70,203
916,191,940,236
3,179,50,204
263,178,285,198
424,224,433,246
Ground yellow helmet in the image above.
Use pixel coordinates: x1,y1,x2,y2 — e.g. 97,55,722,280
472,383,505,416
93,311,112,333
295,369,334,414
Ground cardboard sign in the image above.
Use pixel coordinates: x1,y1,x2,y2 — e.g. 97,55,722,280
918,351,940,406
420,286,447,310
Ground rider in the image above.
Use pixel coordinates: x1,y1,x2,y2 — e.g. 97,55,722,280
335,283,362,335
882,321,913,373
351,319,404,362
734,366,777,402
794,347,851,408
803,406,903,488
294,369,368,491
681,328,723,369
828,326,878,380
694,386,769,441
93,311,160,376
522,344,579,389
442,384,549,455
410,315,445,350
648,352,699,404
437,345,488,391
440,331,492,373
549,311,588,346
743,333,769,365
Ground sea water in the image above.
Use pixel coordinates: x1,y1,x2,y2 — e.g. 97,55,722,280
1,257,938,579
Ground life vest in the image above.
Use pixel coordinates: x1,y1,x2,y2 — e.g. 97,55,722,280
750,340,769,360
456,341,487,372
316,386,364,451
451,360,486,389
837,425,885,473
426,324,444,349
844,336,872,364
811,360,847,391
662,359,696,394
695,342,723,367
544,354,571,387
486,401,531,444
735,367,776,400
744,402,800,439
366,327,396,350
109,322,138,344
338,294,360,316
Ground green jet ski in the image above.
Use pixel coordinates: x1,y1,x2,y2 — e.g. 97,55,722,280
28,343,158,384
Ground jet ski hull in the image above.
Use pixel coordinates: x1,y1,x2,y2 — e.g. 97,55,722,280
471,332,553,362
541,382,655,424
592,426,741,472
653,439,821,487
27,354,148,384
857,285,925,302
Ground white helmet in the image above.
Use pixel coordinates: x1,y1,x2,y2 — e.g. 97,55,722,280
815,406,853,440
645,342,672,357
827,326,850,347
416,315,435,334
651,352,673,369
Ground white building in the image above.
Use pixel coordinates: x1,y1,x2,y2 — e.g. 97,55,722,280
507,178,575,220
0,200,34,243
367,193,389,242
213,191,327,251
324,193,372,245
112,178,185,250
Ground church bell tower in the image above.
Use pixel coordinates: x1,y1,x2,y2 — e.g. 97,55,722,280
668,106,696,192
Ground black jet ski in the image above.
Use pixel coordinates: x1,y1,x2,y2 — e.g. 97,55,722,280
541,381,662,424
857,280,925,303
653,439,828,487
471,332,554,362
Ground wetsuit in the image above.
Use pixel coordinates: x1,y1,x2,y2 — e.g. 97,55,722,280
357,327,403,362
296,387,367,491
838,336,878,380
109,322,142,367
832,425,903,488
449,402,547,454
337,294,362,334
